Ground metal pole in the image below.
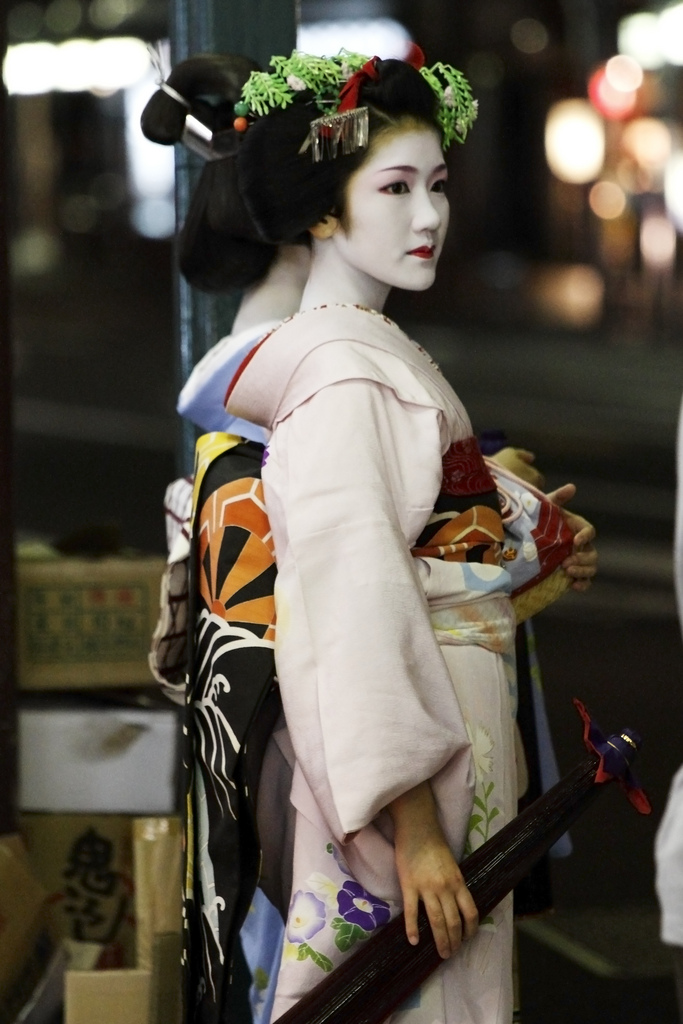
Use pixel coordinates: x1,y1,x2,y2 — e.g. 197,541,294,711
0,11,17,836
169,0,298,473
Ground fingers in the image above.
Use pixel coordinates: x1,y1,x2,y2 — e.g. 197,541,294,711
423,882,478,959
547,494,598,557
572,527,596,548
393,818,478,960
403,888,458,957
550,494,599,592
442,893,466,951
456,885,479,940
566,514,596,546
565,563,596,582
515,450,546,487
563,518,597,580
546,482,576,506
403,889,419,947
491,447,546,488
564,548,597,569
424,893,458,959
564,543,597,568
563,538,597,591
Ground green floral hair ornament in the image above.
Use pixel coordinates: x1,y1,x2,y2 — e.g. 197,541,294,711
420,62,479,147
241,50,369,117
239,70,294,116
238,49,478,154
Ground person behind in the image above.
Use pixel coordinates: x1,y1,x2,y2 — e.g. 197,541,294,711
655,397,683,1021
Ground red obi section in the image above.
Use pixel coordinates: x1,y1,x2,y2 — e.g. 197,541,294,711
442,436,497,497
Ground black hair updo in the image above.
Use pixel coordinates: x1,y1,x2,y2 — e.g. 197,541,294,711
141,54,277,292
141,54,441,291
237,58,439,244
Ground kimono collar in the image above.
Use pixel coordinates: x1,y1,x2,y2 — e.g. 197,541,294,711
225,304,457,432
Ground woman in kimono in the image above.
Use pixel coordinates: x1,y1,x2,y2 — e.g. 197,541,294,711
144,48,596,1024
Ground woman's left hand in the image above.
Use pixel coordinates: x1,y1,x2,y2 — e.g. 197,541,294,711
546,483,597,592
489,446,545,490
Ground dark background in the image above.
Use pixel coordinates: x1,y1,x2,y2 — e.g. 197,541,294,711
5,1,683,1019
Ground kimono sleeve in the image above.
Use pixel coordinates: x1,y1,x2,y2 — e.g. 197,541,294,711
264,378,472,838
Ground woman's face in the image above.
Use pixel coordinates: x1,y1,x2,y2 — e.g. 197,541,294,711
331,126,449,294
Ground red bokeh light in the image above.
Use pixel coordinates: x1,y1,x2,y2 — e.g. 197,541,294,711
588,67,637,120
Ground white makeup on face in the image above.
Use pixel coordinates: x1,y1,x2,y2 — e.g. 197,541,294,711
300,127,449,313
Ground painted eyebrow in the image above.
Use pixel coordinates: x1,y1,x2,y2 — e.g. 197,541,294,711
376,163,448,175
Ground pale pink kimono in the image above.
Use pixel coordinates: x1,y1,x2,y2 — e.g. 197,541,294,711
227,304,518,1024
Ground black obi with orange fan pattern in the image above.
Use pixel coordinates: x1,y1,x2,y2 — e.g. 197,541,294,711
412,436,504,567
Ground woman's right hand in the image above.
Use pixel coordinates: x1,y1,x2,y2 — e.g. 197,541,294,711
388,782,479,958
546,483,598,591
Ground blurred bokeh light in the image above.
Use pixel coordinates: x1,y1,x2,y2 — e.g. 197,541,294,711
640,213,677,271
589,181,627,220
589,65,638,120
621,118,672,172
296,17,411,58
618,12,663,70
657,3,683,66
3,35,150,93
529,264,605,329
510,17,549,55
545,100,605,184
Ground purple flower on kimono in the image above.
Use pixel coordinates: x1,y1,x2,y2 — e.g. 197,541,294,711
286,890,326,944
261,446,270,467
336,881,391,931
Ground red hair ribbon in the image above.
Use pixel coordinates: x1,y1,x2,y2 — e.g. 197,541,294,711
338,57,380,113
337,44,427,114
405,43,426,70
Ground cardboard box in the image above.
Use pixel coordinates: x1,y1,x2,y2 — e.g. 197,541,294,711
147,934,182,1024
17,556,166,690
61,817,183,1024
0,835,61,1022
134,818,183,1024
133,818,182,972
20,814,137,969
65,969,151,1024
19,705,179,814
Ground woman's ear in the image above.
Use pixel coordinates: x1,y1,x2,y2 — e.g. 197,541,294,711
309,213,339,240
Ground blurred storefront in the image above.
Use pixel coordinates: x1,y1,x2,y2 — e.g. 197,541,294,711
3,0,683,547
3,8,683,1023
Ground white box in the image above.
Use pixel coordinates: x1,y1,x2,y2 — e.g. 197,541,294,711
19,706,179,814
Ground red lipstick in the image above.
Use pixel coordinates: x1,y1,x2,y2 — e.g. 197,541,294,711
408,246,435,258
